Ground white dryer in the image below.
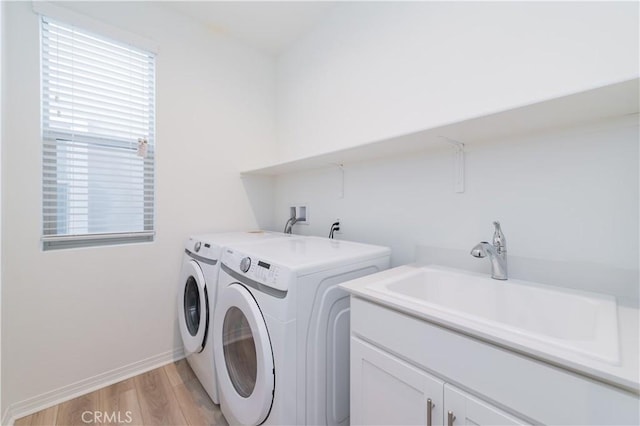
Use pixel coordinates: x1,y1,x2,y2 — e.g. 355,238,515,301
177,231,291,404
213,237,391,425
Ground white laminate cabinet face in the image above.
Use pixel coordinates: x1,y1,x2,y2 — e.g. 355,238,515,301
350,337,530,426
443,384,529,426
349,297,640,426
351,338,444,426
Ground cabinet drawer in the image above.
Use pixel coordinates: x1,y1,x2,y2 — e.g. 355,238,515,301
444,384,528,426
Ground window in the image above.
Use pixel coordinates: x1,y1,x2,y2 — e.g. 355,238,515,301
41,16,156,250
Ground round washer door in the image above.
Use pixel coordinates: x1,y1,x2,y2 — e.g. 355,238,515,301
178,260,209,355
214,283,274,425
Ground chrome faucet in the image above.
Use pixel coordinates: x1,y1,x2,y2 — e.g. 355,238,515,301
471,221,508,280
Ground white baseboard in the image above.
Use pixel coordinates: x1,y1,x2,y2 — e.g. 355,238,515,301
1,347,184,426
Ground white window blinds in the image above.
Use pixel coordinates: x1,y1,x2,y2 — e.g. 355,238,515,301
41,16,156,250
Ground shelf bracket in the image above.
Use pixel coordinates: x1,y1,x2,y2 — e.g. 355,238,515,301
440,136,465,193
331,163,345,199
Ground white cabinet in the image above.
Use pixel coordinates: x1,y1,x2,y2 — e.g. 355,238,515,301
351,337,444,426
351,337,527,426
348,298,640,425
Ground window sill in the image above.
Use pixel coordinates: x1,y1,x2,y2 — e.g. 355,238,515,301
42,232,155,251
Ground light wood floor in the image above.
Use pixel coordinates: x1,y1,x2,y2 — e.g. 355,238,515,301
14,360,228,426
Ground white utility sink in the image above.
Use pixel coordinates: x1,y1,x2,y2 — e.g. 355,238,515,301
357,265,620,366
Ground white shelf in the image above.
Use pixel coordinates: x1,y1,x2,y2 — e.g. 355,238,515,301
241,78,639,176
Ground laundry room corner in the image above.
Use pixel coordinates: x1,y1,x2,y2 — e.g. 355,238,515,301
0,1,277,421
240,174,278,232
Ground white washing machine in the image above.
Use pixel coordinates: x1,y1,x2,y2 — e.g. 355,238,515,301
213,237,391,425
177,231,292,404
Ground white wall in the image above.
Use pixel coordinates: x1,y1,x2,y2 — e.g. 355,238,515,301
1,1,276,419
276,1,639,161
0,0,4,417
275,115,639,302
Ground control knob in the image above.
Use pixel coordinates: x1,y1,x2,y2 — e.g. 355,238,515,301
240,257,251,273
194,241,201,252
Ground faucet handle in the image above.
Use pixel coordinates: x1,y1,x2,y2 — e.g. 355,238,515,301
492,221,506,253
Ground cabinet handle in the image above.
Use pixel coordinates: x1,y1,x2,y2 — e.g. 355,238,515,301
426,398,435,426
447,410,456,426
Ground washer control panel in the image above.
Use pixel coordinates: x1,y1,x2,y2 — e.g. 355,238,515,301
222,249,292,292
252,259,278,284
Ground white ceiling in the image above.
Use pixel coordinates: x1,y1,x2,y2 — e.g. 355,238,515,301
163,1,337,55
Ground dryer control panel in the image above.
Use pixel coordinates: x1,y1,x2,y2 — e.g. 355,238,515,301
222,249,293,292
185,237,220,262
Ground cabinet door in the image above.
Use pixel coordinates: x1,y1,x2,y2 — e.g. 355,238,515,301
443,384,529,426
351,337,444,426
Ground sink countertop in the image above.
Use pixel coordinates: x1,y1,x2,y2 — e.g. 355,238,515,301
340,264,640,394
